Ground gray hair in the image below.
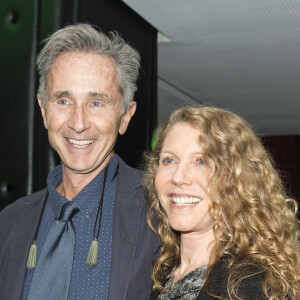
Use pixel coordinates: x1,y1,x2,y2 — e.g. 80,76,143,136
36,23,141,111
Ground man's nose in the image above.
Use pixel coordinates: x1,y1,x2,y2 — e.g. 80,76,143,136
68,105,90,133
171,163,192,186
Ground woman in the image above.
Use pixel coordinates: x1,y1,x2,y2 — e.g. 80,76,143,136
145,106,300,300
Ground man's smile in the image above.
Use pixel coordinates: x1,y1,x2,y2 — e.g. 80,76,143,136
67,138,94,148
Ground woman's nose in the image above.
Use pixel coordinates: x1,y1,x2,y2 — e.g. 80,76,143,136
171,163,192,186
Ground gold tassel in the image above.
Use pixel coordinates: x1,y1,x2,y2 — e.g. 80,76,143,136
86,239,99,266
27,240,37,269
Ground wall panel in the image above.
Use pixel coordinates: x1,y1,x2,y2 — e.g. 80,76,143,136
0,0,39,208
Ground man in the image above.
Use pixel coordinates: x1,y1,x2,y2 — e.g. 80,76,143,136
0,24,160,300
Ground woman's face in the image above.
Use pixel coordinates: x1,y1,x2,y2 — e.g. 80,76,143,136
155,122,215,234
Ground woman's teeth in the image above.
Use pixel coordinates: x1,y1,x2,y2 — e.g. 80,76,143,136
172,196,202,206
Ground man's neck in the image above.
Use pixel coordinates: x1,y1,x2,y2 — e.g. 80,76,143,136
57,159,111,200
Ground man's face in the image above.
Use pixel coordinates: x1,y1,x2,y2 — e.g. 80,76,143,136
38,51,136,176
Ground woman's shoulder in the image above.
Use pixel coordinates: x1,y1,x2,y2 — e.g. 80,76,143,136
149,290,160,300
200,256,266,300
149,257,267,300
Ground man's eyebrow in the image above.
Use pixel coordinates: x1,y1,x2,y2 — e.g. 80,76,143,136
53,91,71,98
88,92,108,99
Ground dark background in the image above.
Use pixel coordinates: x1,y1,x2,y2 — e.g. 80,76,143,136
261,135,300,207
0,0,298,211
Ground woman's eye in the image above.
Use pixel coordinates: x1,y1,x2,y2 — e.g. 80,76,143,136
197,158,205,165
161,157,174,165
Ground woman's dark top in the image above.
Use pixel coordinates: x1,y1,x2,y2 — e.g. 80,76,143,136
157,265,207,300
150,257,266,300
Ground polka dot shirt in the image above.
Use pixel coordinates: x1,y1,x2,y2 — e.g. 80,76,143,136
22,155,118,300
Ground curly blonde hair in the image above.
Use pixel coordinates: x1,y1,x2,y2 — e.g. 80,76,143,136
144,106,300,299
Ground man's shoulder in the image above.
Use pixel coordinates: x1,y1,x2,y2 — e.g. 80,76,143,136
0,188,47,218
0,188,47,242
116,155,144,182
115,155,146,204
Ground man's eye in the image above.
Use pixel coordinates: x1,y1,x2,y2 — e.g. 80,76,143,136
161,157,174,165
58,99,68,105
92,101,102,107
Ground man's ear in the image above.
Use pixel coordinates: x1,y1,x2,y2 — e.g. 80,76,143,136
37,94,48,129
119,101,137,135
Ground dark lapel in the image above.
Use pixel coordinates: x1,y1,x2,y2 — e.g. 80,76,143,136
108,156,144,300
5,189,47,300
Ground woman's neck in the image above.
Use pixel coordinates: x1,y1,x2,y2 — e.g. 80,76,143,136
173,228,216,282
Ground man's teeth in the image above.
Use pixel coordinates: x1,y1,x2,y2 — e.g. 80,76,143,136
172,196,202,206
68,139,93,147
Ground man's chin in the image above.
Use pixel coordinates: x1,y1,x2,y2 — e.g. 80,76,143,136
61,161,106,176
